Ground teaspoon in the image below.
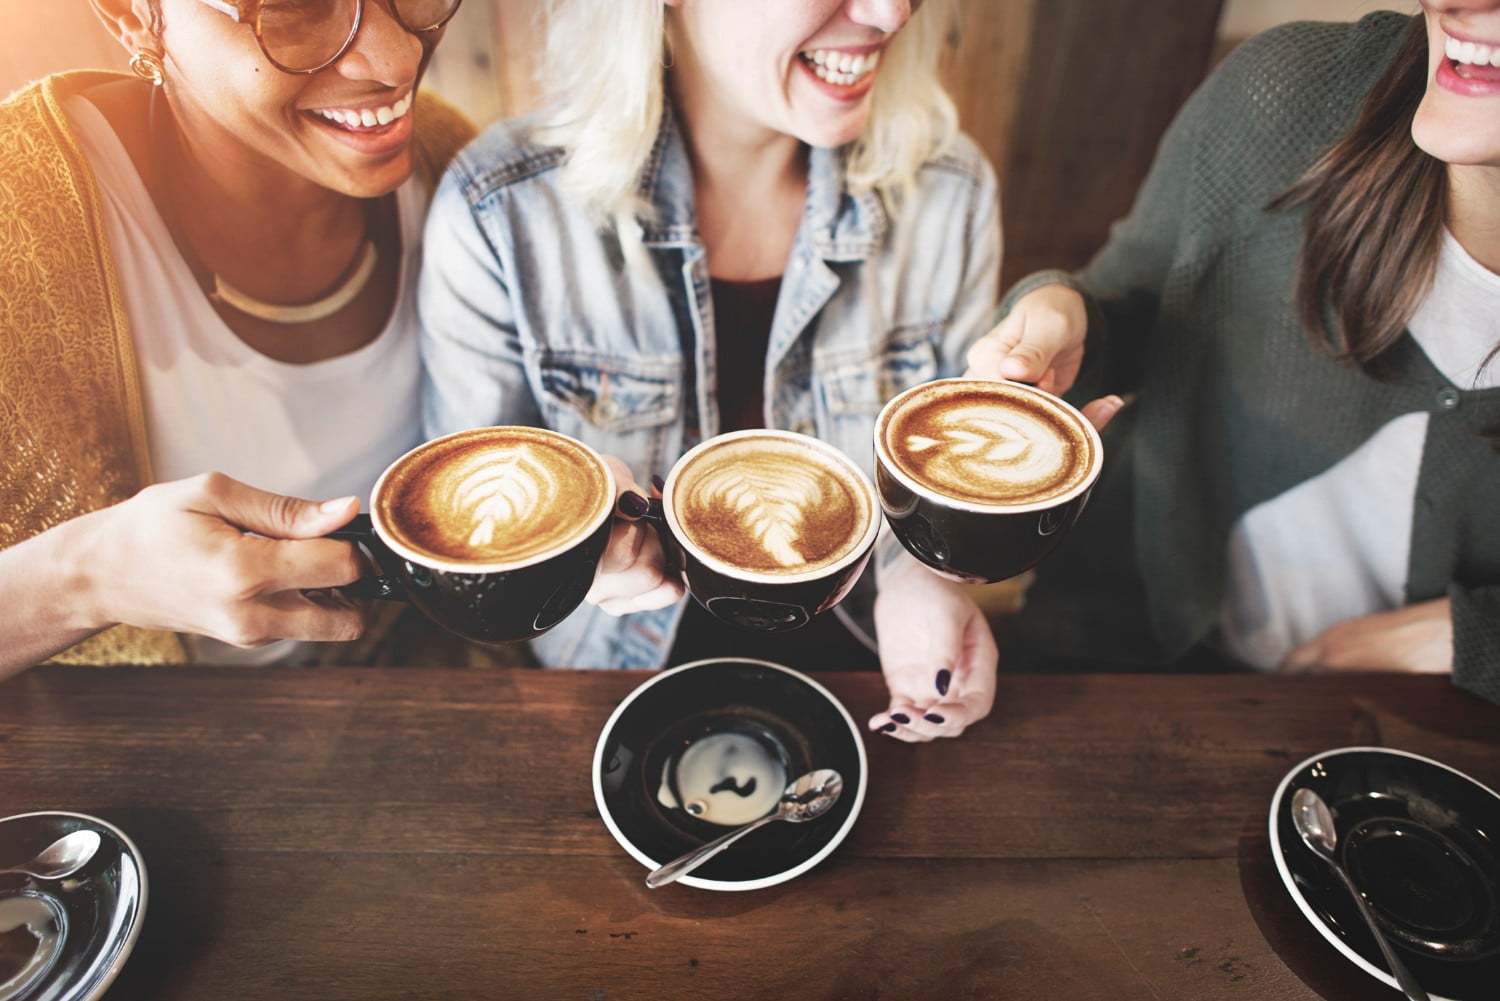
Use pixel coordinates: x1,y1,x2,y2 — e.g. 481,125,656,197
1291,787,1429,1001
0,830,101,882
646,769,842,888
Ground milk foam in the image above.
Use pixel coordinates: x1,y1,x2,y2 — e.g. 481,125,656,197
656,731,788,827
882,382,1094,507
671,435,871,577
377,428,610,567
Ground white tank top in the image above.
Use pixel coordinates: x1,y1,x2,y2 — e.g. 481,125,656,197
65,95,427,665
64,95,425,506
1219,230,1500,669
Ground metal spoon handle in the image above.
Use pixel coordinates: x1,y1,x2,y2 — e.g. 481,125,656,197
645,811,782,888
1328,860,1429,1001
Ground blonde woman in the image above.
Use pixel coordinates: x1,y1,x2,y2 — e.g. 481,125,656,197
0,0,473,676
421,0,1088,739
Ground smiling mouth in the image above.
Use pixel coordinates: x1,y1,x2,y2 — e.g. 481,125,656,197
310,92,413,131
1445,35,1500,79
798,48,882,87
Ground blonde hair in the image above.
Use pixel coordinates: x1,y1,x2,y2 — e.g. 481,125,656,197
539,0,959,227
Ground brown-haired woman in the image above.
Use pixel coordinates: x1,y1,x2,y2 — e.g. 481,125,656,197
0,0,474,677
966,0,1500,700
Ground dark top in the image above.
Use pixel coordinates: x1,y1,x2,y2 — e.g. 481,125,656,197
666,274,879,672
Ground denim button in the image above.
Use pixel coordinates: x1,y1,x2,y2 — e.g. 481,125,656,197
1435,387,1460,411
592,397,623,424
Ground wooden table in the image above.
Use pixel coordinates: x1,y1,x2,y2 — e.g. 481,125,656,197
0,666,1494,1000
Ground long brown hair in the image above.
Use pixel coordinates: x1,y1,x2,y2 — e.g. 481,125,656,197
1272,17,1444,377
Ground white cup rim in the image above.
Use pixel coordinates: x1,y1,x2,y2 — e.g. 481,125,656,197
370,426,618,574
873,378,1104,514
662,428,880,585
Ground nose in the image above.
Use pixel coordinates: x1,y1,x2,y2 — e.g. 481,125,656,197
334,0,425,85
1423,0,1500,13
845,0,914,35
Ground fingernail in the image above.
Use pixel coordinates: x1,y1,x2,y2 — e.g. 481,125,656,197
617,491,649,518
935,669,951,696
890,713,910,724
650,474,666,493
879,722,897,733
924,713,945,724
320,496,356,513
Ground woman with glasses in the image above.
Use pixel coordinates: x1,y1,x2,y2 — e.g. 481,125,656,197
420,0,1090,740
0,0,473,676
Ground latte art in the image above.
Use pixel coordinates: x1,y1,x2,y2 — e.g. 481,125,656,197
376,427,612,568
880,381,1095,507
670,434,874,578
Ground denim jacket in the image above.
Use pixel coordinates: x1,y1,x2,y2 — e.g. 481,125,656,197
418,105,1000,669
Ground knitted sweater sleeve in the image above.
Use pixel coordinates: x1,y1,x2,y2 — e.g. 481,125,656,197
1451,584,1500,703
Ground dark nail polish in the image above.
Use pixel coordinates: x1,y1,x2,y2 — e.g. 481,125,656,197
879,722,897,733
890,713,910,724
924,713,945,724
650,474,666,493
617,491,649,518
935,669,951,696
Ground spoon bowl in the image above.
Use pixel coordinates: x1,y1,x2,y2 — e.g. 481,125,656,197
1292,787,1430,1001
0,830,101,882
646,769,842,888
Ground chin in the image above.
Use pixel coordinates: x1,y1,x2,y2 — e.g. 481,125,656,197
1412,108,1500,168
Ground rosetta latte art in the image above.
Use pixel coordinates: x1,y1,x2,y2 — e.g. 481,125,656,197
379,428,609,566
450,450,555,553
675,443,867,577
687,464,828,570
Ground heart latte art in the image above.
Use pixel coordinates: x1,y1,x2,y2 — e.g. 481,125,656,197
879,381,1096,507
670,434,874,578
375,427,612,567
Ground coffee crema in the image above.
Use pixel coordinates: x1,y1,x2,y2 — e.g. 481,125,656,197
375,427,612,568
879,380,1096,507
669,433,873,578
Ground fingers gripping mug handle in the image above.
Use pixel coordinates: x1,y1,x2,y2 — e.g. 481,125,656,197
325,513,406,601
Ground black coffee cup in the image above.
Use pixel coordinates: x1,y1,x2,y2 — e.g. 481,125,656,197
872,379,1103,584
645,429,880,632
333,426,617,644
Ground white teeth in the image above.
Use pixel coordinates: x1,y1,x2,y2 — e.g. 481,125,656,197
314,93,413,130
1445,35,1500,67
799,48,881,87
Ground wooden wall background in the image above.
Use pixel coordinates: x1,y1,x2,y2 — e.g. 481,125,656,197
0,0,1229,287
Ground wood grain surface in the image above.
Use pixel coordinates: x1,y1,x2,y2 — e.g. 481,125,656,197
0,666,1494,1000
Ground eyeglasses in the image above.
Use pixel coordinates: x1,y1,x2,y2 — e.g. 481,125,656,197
193,0,463,75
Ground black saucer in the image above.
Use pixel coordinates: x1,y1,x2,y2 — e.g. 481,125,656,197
593,658,867,891
0,813,146,1001
1269,748,1500,1000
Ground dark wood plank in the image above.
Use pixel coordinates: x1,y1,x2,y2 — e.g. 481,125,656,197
1,667,1494,1000
999,0,1227,286
1,669,1493,861
95,851,1373,1001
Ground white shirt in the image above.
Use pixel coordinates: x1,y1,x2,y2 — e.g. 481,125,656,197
1220,230,1500,669
65,96,427,664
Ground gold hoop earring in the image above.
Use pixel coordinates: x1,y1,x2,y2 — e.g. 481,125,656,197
130,50,165,87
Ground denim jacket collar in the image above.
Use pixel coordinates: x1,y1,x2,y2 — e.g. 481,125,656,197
637,100,887,262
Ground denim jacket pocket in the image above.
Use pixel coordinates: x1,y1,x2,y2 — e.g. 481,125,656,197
817,324,941,418
535,350,682,435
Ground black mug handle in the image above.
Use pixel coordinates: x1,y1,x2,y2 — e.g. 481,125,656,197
325,513,407,601
640,496,684,582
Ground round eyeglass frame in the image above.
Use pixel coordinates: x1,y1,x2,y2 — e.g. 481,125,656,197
193,0,463,76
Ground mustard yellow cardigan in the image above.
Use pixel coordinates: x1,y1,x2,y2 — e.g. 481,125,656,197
0,71,475,665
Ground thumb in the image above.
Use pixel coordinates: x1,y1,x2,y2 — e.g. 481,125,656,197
199,476,360,540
